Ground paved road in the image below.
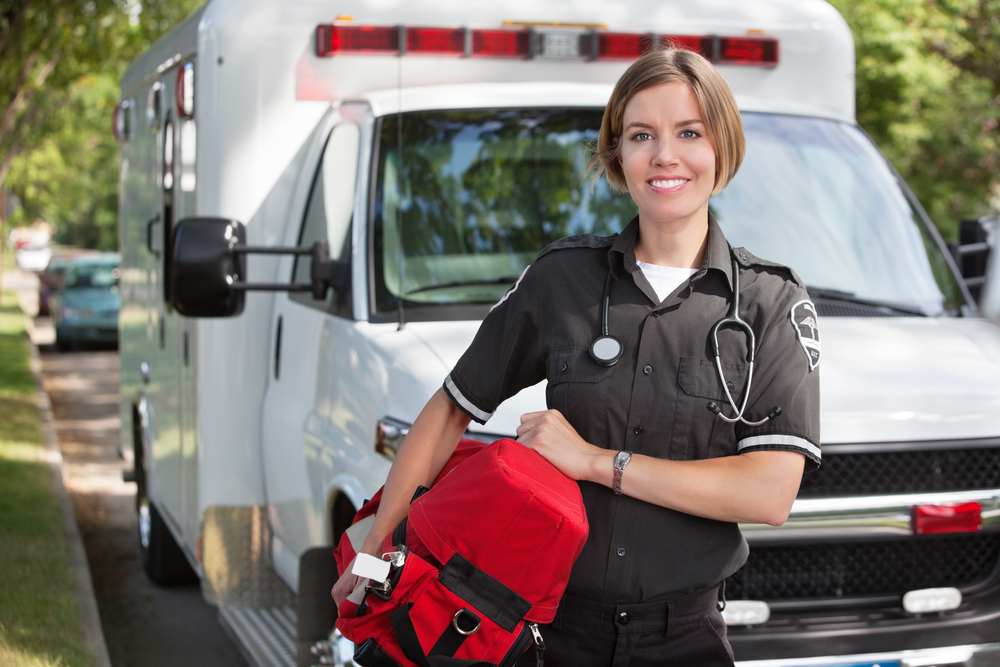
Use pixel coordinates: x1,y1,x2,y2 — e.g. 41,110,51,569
10,269,248,667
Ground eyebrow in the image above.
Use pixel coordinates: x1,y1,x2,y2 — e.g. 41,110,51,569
623,119,706,131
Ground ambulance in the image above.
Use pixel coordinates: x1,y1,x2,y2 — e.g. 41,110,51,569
115,0,1000,665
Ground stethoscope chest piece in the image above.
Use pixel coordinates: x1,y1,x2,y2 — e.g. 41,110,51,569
590,335,623,367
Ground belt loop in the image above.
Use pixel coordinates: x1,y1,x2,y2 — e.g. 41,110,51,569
717,581,727,613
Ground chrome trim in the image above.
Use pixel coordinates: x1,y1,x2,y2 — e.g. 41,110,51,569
736,641,1000,667
742,489,1000,541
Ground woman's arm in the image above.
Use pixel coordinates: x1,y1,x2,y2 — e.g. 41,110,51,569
516,409,803,526
332,388,471,605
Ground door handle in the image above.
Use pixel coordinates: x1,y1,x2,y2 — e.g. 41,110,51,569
147,214,160,257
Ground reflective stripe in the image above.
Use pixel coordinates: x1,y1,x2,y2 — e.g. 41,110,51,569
489,265,531,313
737,434,821,461
444,374,493,423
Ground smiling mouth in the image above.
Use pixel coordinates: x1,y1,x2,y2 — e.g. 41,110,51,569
649,178,688,189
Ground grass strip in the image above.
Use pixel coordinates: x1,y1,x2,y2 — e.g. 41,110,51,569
0,290,91,667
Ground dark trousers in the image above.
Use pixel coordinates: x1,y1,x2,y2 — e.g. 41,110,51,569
517,586,735,667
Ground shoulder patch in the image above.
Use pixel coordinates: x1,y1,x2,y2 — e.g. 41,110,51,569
536,233,617,262
790,300,821,371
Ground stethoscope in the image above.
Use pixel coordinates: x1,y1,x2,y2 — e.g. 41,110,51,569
589,256,781,426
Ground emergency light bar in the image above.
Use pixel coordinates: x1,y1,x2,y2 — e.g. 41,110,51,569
315,24,778,66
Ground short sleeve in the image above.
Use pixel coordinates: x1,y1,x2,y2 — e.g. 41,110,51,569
735,282,822,470
443,265,546,424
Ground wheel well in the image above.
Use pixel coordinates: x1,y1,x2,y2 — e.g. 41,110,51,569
330,493,357,546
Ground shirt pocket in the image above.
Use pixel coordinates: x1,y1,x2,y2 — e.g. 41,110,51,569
674,356,745,460
545,346,614,447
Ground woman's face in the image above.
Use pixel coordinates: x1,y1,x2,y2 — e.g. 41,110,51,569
618,82,716,230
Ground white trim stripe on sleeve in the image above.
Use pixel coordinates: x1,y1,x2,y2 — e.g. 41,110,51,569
489,265,531,313
444,374,493,423
737,434,821,461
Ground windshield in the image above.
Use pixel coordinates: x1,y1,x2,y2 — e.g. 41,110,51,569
371,109,964,319
63,263,119,289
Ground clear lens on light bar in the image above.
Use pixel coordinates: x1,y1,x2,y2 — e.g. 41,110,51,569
533,31,585,58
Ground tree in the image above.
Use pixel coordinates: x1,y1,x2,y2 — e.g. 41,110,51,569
0,0,203,249
828,0,1000,240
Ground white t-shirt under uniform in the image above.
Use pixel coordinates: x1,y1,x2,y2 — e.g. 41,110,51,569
636,260,699,303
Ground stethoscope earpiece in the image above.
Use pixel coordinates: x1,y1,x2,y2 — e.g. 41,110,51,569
590,335,623,367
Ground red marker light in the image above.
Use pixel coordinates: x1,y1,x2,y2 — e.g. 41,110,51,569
912,502,983,535
660,35,712,59
316,25,399,56
407,27,465,55
595,32,651,60
718,36,778,66
471,29,530,58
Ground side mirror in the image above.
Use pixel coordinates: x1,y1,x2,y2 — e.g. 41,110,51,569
950,217,996,303
169,217,351,318
170,217,247,317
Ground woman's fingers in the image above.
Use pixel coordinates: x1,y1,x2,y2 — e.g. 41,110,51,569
331,558,362,607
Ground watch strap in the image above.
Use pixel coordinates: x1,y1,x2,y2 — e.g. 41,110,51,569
613,450,632,495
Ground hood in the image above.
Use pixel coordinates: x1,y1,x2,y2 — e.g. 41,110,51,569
60,287,120,308
821,318,1000,443
365,321,546,438
366,317,1000,446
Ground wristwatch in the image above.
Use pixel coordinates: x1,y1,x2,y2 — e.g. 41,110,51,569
613,450,632,495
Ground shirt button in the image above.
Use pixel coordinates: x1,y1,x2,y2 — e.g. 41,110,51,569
633,426,643,435
618,611,630,625
643,365,652,375
727,381,734,391
560,362,568,372
652,311,661,318
617,547,626,557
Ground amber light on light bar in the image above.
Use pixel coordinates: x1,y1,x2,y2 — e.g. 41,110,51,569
912,502,983,535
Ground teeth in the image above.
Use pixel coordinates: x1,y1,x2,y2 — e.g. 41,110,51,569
651,179,687,188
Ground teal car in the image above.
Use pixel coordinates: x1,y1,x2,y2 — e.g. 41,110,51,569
53,253,121,351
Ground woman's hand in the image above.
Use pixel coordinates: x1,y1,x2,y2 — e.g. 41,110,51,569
516,409,609,481
331,555,364,608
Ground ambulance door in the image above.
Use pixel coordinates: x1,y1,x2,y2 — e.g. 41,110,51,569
144,72,185,536
261,120,361,586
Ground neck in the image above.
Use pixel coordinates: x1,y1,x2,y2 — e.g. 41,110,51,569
634,206,710,269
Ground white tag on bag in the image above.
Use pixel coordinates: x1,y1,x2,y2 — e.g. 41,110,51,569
352,552,391,584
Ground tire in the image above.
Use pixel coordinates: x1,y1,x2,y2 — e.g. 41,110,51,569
55,328,72,352
133,410,197,586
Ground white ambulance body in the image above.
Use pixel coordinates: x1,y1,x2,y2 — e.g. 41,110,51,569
116,1,1000,665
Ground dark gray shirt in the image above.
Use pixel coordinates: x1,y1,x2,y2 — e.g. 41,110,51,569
444,215,821,603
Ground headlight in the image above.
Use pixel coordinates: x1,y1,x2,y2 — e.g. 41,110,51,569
375,417,410,460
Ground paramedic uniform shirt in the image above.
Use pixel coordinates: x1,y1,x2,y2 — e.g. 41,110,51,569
444,215,821,604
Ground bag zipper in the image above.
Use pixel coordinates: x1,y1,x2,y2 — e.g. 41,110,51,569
498,622,540,667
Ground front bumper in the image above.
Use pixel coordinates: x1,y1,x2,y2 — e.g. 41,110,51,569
737,641,1000,666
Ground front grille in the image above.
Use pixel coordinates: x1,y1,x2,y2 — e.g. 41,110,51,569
727,534,1000,603
799,447,1000,498
813,299,910,317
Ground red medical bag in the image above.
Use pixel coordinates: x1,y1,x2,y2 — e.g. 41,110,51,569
334,438,589,667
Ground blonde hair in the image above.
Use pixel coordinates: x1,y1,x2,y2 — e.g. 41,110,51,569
591,48,745,195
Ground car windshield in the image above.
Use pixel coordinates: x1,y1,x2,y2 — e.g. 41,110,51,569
63,263,119,289
370,109,963,320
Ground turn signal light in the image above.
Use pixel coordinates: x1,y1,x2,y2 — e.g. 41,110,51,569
912,502,982,535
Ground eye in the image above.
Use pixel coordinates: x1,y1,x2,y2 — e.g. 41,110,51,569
630,131,652,142
680,129,701,139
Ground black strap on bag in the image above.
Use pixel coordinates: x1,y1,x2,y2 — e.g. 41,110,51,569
389,603,494,667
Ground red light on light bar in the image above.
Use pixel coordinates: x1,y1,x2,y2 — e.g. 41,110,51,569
316,24,399,57
912,502,982,535
718,37,778,66
661,35,712,60
472,29,530,58
407,27,465,55
595,32,652,60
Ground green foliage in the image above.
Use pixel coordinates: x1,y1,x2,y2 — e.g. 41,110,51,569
0,0,204,250
829,0,1000,240
0,293,90,667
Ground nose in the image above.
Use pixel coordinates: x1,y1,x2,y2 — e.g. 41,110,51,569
651,138,677,167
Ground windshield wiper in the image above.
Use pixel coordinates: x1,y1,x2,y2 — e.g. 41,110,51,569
806,286,927,317
403,276,522,297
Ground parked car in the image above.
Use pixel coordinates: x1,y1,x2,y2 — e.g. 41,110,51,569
14,243,53,272
52,253,121,351
38,252,89,316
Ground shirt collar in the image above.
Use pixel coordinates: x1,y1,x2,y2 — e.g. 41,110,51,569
608,213,734,291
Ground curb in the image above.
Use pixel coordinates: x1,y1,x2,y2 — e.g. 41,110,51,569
28,341,113,667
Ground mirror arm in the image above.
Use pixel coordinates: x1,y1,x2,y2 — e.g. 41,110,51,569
230,240,348,299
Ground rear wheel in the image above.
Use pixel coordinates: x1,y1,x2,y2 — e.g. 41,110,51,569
55,328,73,352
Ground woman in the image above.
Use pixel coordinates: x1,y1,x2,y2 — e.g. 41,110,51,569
334,48,821,666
